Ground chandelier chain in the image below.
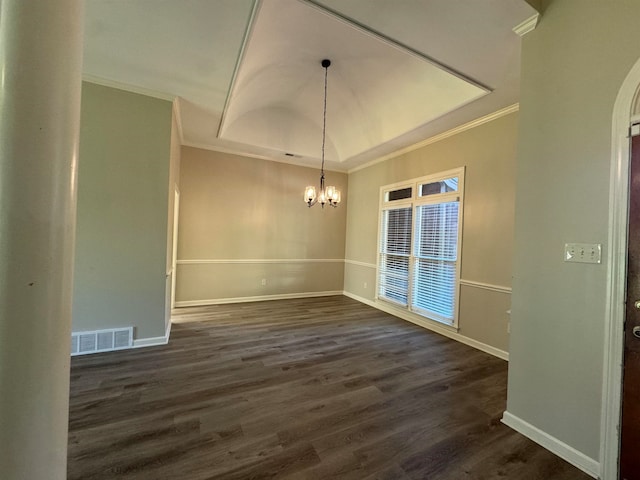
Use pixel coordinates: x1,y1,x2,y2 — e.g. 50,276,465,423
321,62,328,178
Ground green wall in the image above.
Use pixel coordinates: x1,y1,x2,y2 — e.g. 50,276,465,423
507,0,640,464
72,82,173,340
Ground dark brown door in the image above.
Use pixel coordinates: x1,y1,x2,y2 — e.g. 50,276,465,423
621,131,640,480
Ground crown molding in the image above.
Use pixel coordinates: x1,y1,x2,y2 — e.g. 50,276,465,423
513,14,540,37
348,103,520,174
82,74,176,102
182,141,348,173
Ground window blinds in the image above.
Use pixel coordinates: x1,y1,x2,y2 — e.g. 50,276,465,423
378,207,412,306
377,169,463,327
412,202,459,320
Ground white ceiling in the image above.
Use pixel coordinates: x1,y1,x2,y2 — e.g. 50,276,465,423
83,0,538,172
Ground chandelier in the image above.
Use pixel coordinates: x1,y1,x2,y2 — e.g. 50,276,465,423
304,59,341,208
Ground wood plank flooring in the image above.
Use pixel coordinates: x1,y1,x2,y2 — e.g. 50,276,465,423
68,296,591,479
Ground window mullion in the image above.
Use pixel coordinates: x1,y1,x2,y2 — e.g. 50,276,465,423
407,202,417,312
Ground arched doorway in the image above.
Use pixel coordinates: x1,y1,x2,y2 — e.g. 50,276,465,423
602,59,640,480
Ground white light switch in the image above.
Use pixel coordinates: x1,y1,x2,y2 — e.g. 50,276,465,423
564,243,602,264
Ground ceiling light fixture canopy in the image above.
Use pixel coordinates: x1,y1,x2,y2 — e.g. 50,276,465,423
304,59,340,208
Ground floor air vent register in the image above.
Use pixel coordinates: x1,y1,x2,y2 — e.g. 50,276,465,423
71,327,133,356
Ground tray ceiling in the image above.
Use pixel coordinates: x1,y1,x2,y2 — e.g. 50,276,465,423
83,0,538,171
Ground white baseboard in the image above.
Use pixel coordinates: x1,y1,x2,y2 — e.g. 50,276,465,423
342,291,509,361
174,290,343,308
132,321,172,348
501,411,600,478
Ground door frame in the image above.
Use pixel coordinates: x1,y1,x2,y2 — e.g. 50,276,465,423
601,57,640,480
170,188,180,310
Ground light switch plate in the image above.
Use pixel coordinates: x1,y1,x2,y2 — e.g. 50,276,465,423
564,243,602,264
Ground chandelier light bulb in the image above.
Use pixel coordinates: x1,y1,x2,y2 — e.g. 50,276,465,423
304,186,317,206
318,189,327,206
326,185,336,199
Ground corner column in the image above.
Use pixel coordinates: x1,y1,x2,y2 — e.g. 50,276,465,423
0,1,84,479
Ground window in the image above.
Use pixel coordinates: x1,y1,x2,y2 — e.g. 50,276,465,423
378,206,412,306
377,168,464,327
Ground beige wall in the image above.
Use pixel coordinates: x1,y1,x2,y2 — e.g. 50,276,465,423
176,146,347,304
507,0,640,464
73,82,173,340
344,111,518,353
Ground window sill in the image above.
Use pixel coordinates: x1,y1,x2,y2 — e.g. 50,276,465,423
375,297,459,333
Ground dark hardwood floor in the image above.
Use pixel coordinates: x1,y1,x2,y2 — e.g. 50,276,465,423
68,296,591,479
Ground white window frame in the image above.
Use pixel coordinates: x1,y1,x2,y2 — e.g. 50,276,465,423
375,167,465,328
378,199,413,308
